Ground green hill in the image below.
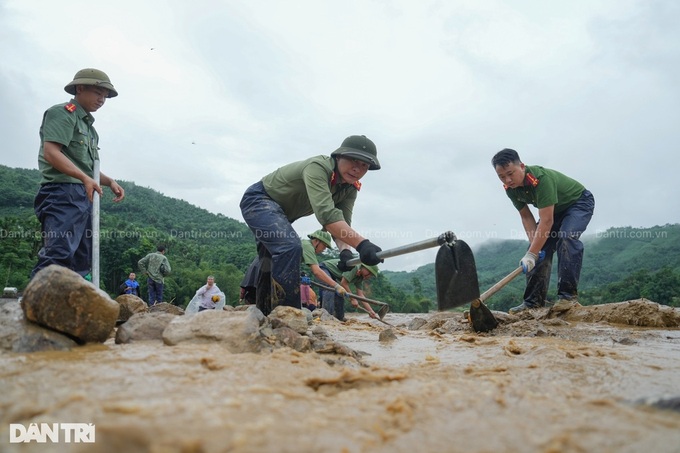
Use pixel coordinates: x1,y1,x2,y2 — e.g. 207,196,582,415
381,225,680,309
1,164,678,311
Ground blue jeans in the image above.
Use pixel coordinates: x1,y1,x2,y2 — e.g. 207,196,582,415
525,190,595,306
319,265,345,321
32,184,92,278
240,181,302,315
148,278,164,305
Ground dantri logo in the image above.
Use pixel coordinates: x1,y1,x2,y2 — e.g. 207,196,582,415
9,423,95,443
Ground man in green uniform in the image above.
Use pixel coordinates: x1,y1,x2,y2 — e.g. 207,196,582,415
492,148,595,314
301,229,346,293
32,68,124,279
240,135,384,315
318,259,379,321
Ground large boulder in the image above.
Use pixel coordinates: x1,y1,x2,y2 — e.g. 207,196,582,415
116,312,177,343
115,294,148,323
21,265,120,343
0,300,77,352
162,307,267,352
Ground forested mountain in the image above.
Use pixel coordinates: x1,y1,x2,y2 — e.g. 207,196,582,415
1,164,679,311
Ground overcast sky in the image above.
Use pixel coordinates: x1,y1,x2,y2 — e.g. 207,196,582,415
1,0,678,272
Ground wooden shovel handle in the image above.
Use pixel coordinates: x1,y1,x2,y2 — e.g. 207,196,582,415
479,266,523,303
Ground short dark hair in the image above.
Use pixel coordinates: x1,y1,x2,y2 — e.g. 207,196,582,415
157,245,166,252
491,148,521,167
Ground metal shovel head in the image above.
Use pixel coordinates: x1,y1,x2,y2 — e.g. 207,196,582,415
436,240,480,311
377,304,390,320
469,298,498,333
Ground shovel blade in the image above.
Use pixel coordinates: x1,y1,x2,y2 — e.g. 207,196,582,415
469,299,499,332
435,240,480,310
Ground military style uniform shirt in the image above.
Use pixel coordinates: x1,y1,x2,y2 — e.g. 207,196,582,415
321,260,366,291
38,99,100,185
261,155,359,225
505,165,585,214
301,239,320,267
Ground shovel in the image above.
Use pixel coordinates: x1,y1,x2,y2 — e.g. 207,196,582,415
310,281,390,320
92,160,101,289
435,239,480,310
467,267,524,332
345,231,457,267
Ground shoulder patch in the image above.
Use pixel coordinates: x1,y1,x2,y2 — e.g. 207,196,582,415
353,181,362,191
524,173,539,187
64,103,77,113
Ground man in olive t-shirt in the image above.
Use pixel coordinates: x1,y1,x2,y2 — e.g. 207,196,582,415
492,148,595,314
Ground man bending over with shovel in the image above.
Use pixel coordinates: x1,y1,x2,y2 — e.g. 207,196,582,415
318,259,380,321
240,135,384,315
492,148,595,314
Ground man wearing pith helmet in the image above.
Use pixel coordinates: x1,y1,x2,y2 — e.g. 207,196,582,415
240,135,384,315
31,68,124,279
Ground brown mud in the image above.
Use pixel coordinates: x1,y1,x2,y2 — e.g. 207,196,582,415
1,299,680,453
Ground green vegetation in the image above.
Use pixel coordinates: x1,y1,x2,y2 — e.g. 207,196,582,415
1,164,678,311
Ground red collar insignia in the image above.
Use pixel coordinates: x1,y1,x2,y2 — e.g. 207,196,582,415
524,173,539,187
330,172,361,191
65,103,77,113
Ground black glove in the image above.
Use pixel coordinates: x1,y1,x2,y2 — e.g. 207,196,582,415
356,239,383,265
337,249,355,272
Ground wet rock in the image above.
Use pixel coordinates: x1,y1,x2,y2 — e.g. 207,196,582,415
149,302,185,315
115,294,148,323
633,395,680,412
21,265,119,343
269,305,309,334
162,309,268,352
492,311,519,325
379,328,397,342
408,317,428,330
310,325,330,340
562,299,680,328
312,308,339,322
115,312,177,343
0,300,77,352
273,325,302,347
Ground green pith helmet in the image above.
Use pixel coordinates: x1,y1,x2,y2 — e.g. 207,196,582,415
308,230,333,248
361,263,379,277
331,135,380,170
64,68,118,98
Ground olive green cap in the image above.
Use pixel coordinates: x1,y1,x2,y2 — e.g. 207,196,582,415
64,68,118,98
361,263,379,277
331,135,380,170
308,230,333,248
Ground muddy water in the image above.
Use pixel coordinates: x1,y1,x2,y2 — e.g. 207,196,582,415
1,313,680,453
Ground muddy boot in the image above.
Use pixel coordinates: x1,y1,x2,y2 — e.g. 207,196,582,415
509,302,538,315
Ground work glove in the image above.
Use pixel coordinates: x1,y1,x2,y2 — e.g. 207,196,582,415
334,283,347,297
520,250,546,274
356,239,383,265
337,249,355,272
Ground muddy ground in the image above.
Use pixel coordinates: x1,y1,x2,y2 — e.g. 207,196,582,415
1,299,679,453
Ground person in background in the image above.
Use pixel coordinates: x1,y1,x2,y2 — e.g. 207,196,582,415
239,136,384,315
119,272,140,297
31,68,124,279
318,259,379,321
492,148,595,314
196,275,222,312
300,273,318,311
138,245,171,306
239,258,259,305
